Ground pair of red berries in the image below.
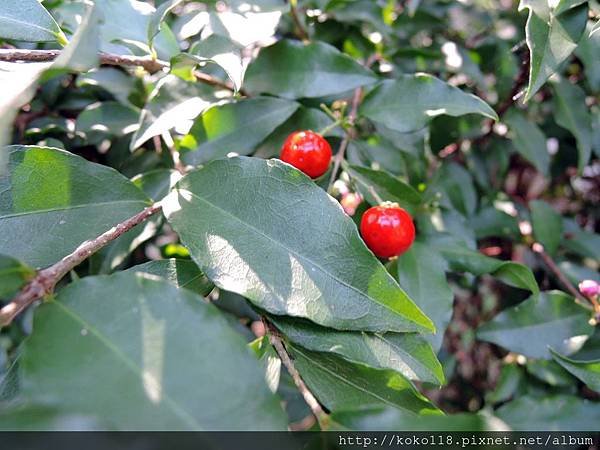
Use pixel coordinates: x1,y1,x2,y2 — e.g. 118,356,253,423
280,130,416,258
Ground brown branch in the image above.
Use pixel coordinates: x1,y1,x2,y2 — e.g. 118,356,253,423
263,318,329,430
532,243,597,312
0,49,236,92
0,203,162,328
328,87,362,188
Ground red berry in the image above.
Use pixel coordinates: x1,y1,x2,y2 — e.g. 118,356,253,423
360,203,416,258
280,130,332,178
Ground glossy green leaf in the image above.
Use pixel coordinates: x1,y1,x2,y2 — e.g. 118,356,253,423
125,259,214,297
345,164,421,212
437,245,539,294
131,75,215,150
0,0,66,44
180,98,299,166
575,22,600,92
164,157,434,333
14,271,286,430
244,40,377,99
203,6,283,47
504,110,550,175
495,395,600,431
477,291,593,359
148,0,182,54
187,35,245,91
76,102,140,138
550,348,600,392
0,254,34,299
396,243,454,353
519,0,588,101
552,79,593,172
269,315,444,384
530,200,563,256
360,75,497,134
0,146,150,268
93,0,179,60
288,343,441,415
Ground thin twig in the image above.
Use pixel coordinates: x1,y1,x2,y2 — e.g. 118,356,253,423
289,0,309,42
0,49,236,92
262,318,329,430
328,87,362,189
532,243,596,310
0,204,162,328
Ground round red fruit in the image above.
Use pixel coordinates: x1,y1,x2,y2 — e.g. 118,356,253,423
360,203,416,258
280,130,332,178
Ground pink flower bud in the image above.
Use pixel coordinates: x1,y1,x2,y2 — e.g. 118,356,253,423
340,192,363,216
579,280,599,298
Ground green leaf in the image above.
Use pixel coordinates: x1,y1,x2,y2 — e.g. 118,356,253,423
477,291,593,359
0,62,51,149
13,271,286,430
526,359,574,386
331,408,501,431
269,315,444,385
125,259,214,297
186,34,245,91
0,405,105,431
504,109,550,175
164,157,434,333
530,200,563,256
360,75,497,134
428,162,477,217
562,227,600,260
0,2,100,148
519,0,588,101
0,0,66,44
131,75,216,150
495,395,600,431
148,0,182,55
244,40,377,99
92,169,177,274
52,1,101,73
396,243,454,353
437,245,539,294
345,165,422,212
575,22,600,92
254,106,343,159
551,79,593,172
591,19,600,36
486,363,524,404
0,146,150,268
0,254,34,299
77,68,137,107
288,343,441,415
550,348,600,392
180,98,299,166
94,0,179,60
76,101,140,138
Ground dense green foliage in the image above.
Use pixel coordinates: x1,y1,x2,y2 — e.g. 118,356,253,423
0,0,599,431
